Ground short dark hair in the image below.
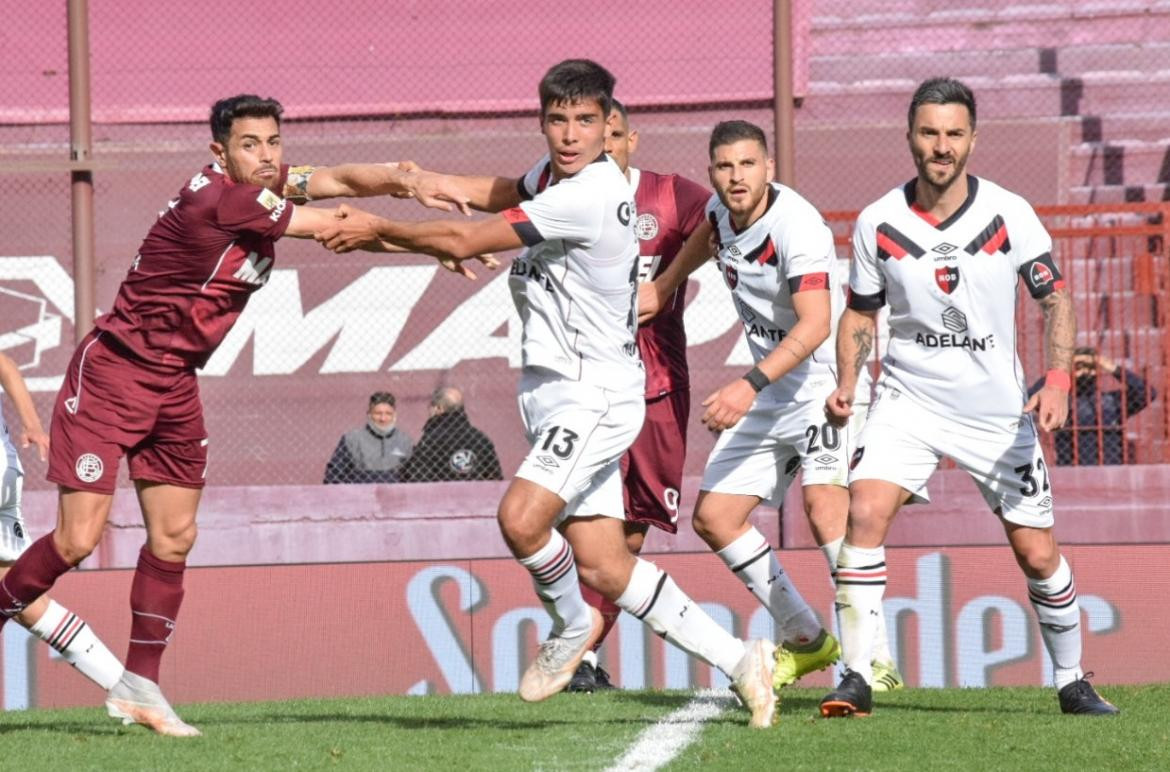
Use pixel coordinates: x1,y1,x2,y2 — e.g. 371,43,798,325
538,59,615,118
610,98,629,122
1075,346,1097,358
368,391,396,409
708,120,768,159
908,78,977,131
210,94,283,144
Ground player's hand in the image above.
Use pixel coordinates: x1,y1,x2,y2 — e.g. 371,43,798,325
387,161,421,199
316,204,381,253
637,281,665,324
1024,385,1070,432
19,426,49,463
436,253,500,280
403,170,473,216
701,379,756,432
824,386,854,427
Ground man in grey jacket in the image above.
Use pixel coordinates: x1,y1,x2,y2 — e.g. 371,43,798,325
323,391,413,483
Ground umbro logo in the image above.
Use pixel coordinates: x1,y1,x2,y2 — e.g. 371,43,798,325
932,242,958,255
814,454,837,466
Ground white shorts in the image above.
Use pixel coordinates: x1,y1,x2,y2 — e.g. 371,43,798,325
1,461,31,562
850,388,1055,528
515,370,645,524
700,394,863,507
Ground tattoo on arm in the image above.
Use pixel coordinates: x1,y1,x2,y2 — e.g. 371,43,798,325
1039,288,1076,372
284,165,316,202
851,326,873,376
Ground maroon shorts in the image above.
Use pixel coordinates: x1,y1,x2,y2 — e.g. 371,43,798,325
621,389,689,533
47,331,208,494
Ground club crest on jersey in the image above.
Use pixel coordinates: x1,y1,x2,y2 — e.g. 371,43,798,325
723,263,739,289
935,266,960,294
635,213,659,241
617,201,633,227
1030,262,1054,286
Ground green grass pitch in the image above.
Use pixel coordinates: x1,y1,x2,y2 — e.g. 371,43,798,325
1,684,1167,771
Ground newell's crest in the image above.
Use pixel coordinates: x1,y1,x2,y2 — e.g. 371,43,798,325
723,263,739,289
935,266,960,294
1030,262,1054,287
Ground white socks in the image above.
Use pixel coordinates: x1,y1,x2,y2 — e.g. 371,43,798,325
28,599,124,691
717,527,821,645
518,530,593,639
821,535,894,665
617,558,746,676
834,542,887,684
1028,555,1083,689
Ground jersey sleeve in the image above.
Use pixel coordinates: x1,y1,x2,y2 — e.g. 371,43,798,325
672,175,710,236
776,198,834,291
517,155,553,201
1011,202,1064,299
216,171,293,239
506,175,604,251
847,213,886,310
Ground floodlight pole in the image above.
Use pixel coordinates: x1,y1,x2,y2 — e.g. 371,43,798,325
773,0,796,187
68,0,96,342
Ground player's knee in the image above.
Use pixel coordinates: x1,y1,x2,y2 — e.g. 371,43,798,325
690,508,717,543
496,501,543,555
54,532,98,565
150,520,198,561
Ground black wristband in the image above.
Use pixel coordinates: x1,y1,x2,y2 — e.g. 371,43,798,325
743,366,770,393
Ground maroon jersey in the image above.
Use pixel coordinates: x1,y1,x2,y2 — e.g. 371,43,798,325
631,168,709,397
95,163,294,370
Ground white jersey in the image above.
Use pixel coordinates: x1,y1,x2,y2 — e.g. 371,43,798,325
849,175,1062,431
710,182,840,404
505,154,644,394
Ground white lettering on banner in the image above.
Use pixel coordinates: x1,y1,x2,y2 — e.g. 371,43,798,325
956,596,1029,687
202,265,437,376
885,552,948,687
1039,594,1117,687
491,607,550,693
2,624,33,710
391,270,523,372
404,565,484,695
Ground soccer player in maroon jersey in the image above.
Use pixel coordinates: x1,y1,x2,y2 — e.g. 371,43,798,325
0,94,483,736
566,101,711,692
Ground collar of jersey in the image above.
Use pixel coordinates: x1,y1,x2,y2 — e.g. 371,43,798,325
902,174,979,230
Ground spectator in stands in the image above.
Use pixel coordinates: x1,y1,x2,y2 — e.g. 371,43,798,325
400,386,503,482
1031,347,1156,465
323,391,413,483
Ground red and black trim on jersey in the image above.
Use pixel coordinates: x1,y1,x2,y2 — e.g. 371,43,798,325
744,236,779,266
876,223,925,261
501,207,543,246
902,175,980,230
1019,252,1065,298
516,162,553,201
847,287,886,311
964,214,1011,255
788,272,830,293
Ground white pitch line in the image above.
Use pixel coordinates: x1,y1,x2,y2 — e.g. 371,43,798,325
604,689,736,772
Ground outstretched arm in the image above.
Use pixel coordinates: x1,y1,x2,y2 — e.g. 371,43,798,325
1024,287,1076,431
288,163,474,215
825,307,879,426
0,352,49,462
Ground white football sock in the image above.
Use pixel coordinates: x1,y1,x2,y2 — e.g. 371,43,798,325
518,530,592,638
1028,555,1083,689
28,599,124,690
821,535,893,665
835,542,887,684
617,558,745,676
717,527,821,645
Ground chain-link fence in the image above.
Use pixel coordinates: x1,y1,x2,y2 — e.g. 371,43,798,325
3,1,1169,489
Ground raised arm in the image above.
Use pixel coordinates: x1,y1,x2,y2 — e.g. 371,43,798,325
0,352,49,462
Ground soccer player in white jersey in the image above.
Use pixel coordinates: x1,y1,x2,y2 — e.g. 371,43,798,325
318,59,780,728
820,77,1117,717
640,120,901,702
1,352,125,693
